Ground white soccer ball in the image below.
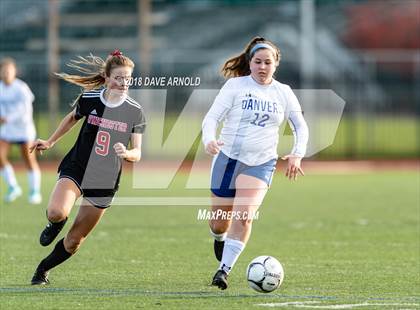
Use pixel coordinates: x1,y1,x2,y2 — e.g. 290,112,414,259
246,256,284,293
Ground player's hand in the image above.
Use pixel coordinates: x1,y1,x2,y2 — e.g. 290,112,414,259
30,139,53,155
0,117,6,125
281,154,304,181
205,140,224,155
113,142,127,159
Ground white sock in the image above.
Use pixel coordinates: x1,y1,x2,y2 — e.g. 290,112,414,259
219,238,245,274
28,169,41,193
1,164,18,188
210,229,227,242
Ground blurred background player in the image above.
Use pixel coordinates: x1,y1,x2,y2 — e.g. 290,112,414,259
202,37,309,290
30,50,146,285
0,57,42,204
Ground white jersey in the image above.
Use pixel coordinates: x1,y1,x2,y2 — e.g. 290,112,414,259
202,75,308,166
0,79,36,142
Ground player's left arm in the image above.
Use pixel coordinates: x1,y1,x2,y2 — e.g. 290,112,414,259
113,133,142,162
281,111,309,181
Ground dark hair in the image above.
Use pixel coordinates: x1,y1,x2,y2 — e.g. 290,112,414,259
221,36,281,78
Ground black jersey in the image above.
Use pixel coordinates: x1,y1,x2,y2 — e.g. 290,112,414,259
59,89,146,190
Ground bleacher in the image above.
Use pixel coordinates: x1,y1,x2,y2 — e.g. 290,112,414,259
0,0,391,109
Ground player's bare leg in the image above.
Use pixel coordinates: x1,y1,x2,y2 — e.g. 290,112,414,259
20,142,42,204
210,195,234,234
20,142,40,171
39,178,81,246
63,200,106,253
209,195,234,262
0,140,11,169
0,140,22,202
212,174,267,290
228,174,267,243
32,199,106,285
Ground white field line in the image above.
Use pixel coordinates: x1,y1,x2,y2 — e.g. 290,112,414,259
256,301,420,309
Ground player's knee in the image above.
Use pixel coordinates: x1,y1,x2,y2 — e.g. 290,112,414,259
47,208,67,222
210,220,230,234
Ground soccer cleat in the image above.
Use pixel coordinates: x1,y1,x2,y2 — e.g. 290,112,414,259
4,186,22,203
214,240,224,262
31,268,49,285
29,191,42,205
211,269,228,290
39,218,67,247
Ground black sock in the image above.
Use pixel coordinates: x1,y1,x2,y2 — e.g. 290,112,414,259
37,238,72,272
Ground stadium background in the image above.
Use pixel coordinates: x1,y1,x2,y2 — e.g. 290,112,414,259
0,1,419,309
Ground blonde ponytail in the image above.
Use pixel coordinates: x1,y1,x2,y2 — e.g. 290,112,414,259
55,51,134,90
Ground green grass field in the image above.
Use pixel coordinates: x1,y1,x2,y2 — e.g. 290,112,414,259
0,169,419,309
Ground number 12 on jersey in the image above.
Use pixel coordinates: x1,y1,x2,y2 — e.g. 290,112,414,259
95,130,110,156
250,113,269,127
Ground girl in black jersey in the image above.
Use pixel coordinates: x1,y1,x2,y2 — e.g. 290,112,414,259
29,50,146,285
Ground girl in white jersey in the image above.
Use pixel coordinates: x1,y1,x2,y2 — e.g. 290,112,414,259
202,37,309,290
0,58,42,204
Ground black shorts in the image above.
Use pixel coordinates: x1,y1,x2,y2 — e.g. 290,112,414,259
58,162,121,209
0,139,30,145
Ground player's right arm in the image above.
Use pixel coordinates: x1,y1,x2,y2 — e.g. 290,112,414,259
202,79,235,155
30,109,80,154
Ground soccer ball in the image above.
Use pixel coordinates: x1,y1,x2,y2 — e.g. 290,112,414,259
246,256,284,293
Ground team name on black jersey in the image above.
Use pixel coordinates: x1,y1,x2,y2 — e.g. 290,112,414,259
59,89,146,189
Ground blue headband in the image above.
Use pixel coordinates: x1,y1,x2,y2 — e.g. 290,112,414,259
249,43,276,58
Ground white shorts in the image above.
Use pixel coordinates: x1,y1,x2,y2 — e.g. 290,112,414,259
0,121,36,142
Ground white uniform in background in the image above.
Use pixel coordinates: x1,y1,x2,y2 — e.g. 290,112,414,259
0,78,36,142
0,78,41,204
202,75,309,165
